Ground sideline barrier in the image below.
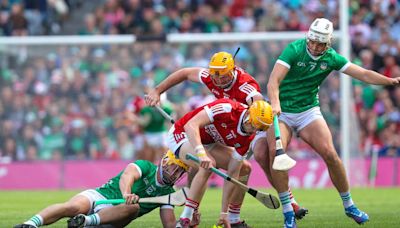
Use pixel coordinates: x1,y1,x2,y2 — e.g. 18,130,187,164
0,158,399,190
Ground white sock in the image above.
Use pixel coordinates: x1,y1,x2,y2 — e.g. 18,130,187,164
25,215,43,227
180,206,195,220
228,203,241,224
84,214,101,226
180,198,199,220
340,192,354,208
279,191,293,213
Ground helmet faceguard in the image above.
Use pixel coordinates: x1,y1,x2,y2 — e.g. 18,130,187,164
306,18,333,56
246,100,273,131
209,52,235,89
157,151,188,186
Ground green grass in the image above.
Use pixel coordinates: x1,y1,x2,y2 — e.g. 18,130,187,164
1,188,399,227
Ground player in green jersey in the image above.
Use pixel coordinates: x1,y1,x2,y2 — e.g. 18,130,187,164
266,18,400,228
14,151,189,228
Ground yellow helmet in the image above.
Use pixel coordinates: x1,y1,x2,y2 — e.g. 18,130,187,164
162,150,189,171
158,150,189,186
209,51,235,76
248,101,273,131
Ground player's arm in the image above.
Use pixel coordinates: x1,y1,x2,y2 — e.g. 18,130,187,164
247,93,264,105
145,67,203,106
183,109,213,168
267,62,290,115
343,63,400,85
119,163,141,204
159,206,176,228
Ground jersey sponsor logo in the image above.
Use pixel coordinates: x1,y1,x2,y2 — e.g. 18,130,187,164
239,82,256,95
211,89,220,95
204,124,225,144
221,123,227,128
320,62,327,70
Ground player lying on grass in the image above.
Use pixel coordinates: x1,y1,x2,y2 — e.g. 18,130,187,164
266,17,399,228
14,151,193,228
167,98,273,228
145,51,308,224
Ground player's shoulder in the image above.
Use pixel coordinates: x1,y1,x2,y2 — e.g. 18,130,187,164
213,98,246,109
236,67,256,82
198,68,211,78
133,160,156,170
286,39,306,53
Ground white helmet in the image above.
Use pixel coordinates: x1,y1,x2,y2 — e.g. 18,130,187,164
307,18,333,45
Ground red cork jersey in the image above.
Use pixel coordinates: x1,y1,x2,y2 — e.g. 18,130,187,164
173,98,254,156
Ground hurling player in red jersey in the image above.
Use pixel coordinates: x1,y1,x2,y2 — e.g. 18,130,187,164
169,99,272,228
145,52,308,223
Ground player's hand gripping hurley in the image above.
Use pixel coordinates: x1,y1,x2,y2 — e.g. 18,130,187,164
186,153,280,209
272,115,296,171
94,187,189,206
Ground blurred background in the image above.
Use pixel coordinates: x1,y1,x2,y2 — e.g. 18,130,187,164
0,0,399,189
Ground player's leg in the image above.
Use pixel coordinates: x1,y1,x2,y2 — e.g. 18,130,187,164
266,122,296,228
253,133,308,220
176,141,215,227
299,118,369,224
15,192,91,228
208,144,251,227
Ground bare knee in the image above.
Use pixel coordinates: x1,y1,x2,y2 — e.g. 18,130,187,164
121,204,140,219
239,160,252,176
254,150,268,168
63,202,85,216
321,150,341,167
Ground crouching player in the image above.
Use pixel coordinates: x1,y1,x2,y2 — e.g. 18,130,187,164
169,98,273,228
14,152,190,228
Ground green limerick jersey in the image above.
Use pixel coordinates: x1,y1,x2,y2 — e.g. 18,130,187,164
139,104,173,133
277,39,350,113
96,160,175,217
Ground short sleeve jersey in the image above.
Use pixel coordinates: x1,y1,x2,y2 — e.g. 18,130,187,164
140,104,173,133
277,39,350,113
96,160,175,217
173,98,254,156
198,67,262,105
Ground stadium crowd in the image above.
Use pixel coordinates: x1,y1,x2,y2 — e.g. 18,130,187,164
0,0,399,163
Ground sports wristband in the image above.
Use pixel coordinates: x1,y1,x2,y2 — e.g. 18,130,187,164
195,145,205,154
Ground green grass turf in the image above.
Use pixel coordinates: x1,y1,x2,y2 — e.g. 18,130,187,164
1,188,399,227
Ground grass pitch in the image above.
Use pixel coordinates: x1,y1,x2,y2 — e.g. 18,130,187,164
1,188,399,227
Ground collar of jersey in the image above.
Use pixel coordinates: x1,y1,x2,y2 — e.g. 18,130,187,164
223,70,238,91
304,40,325,61
237,109,250,136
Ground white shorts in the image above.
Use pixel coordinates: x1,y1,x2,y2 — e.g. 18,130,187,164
145,132,167,147
167,125,219,159
279,107,324,133
250,131,267,152
167,125,189,157
78,189,112,213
